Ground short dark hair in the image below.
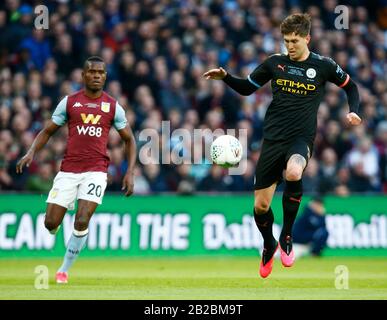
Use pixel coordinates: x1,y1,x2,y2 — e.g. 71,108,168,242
84,56,105,69
280,13,311,37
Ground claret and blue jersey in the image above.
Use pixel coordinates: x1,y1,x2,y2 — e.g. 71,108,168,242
51,89,127,173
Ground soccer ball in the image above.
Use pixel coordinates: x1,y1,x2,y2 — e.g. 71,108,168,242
210,135,243,168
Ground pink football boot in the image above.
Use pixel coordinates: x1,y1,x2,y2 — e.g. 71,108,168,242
280,236,295,267
259,242,279,278
56,272,68,284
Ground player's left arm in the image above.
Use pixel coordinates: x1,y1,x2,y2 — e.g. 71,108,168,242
341,79,361,125
326,58,361,126
114,102,137,197
118,126,136,197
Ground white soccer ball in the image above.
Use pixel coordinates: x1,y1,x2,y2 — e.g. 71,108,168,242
210,135,243,168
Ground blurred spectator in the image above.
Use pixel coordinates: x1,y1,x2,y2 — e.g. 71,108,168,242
53,33,79,77
375,121,387,192
293,196,329,256
167,164,196,194
143,163,168,193
160,71,190,115
5,5,32,53
229,159,255,191
317,119,352,161
303,158,320,194
318,148,338,193
334,166,351,196
347,136,380,192
197,165,229,192
107,146,126,191
132,165,151,195
198,81,240,127
19,29,51,71
25,162,54,193
0,155,12,190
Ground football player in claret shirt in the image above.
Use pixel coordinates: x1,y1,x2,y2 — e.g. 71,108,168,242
204,13,362,278
16,56,137,284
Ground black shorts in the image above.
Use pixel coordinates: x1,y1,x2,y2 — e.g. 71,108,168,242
254,138,312,190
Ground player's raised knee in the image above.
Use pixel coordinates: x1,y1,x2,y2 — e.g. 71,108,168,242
254,200,270,215
285,167,303,181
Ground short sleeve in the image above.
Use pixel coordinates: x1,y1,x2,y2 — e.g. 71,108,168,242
51,96,68,126
325,58,350,88
247,57,273,88
114,102,128,130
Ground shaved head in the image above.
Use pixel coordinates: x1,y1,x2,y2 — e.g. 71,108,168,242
83,56,106,71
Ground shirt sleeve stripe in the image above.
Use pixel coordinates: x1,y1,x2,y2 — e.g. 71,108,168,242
51,96,68,126
247,75,261,88
339,74,350,88
114,102,128,130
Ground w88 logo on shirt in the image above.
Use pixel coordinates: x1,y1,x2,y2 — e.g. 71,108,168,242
76,113,103,137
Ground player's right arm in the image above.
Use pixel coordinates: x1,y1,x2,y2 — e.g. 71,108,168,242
203,67,258,95
16,96,67,174
203,57,273,96
16,120,61,173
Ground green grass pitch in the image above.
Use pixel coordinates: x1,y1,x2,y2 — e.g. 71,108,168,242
0,257,386,300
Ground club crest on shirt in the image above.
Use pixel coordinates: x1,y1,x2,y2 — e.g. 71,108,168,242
49,188,59,199
101,102,110,113
306,68,316,78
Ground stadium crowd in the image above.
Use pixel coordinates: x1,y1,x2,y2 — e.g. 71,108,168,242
0,0,386,195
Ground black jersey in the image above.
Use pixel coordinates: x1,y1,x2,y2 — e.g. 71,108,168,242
248,52,350,145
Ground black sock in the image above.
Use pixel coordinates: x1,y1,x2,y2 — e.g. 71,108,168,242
281,180,303,248
254,207,276,249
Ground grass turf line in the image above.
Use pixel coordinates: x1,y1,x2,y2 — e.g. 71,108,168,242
0,256,386,300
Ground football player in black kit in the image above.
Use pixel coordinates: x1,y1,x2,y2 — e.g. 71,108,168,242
203,13,361,278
